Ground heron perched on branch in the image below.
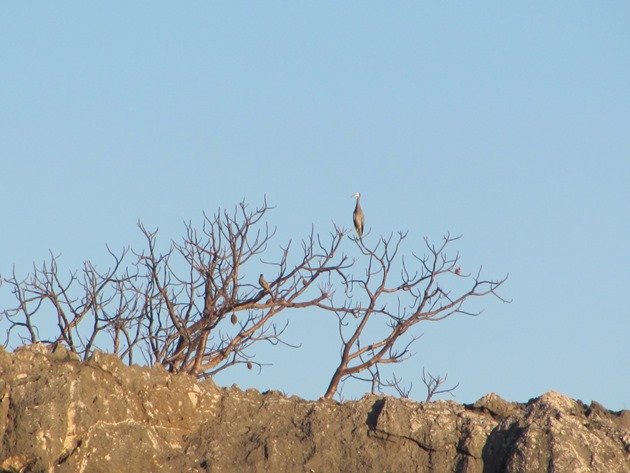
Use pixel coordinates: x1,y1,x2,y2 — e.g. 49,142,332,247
352,192,364,239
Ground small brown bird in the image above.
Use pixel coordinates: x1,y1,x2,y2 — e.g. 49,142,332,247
246,361,253,370
230,313,238,325
259,274,272,293
352,192,364,239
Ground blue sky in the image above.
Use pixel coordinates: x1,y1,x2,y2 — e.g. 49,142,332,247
1,3,628,410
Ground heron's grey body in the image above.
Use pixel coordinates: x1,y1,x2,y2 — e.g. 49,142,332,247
353,192,364,238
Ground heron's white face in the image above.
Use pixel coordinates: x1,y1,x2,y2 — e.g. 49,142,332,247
352,192,361,198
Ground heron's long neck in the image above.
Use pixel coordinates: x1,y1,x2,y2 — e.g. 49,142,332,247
355,197,361,211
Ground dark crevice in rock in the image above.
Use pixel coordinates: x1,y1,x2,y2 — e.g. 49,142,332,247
369,428,436,453
397,433,437,453
55,439,82,466
482,422,525,473
454,445,477,459
464,403,505,422
366,398,385,430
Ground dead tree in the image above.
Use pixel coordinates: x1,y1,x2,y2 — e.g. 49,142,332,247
1,199,507,396
1,248,139,363
1,199,351,378
134,201,350,377
322,232,508,400
421,368,459,402
348,365,459,401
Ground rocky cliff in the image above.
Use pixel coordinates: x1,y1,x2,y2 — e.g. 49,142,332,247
0,345,628,472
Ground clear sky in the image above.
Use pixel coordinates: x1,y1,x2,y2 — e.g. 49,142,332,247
1,3,628,410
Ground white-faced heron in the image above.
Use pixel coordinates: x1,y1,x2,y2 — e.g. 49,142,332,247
352,192,364,238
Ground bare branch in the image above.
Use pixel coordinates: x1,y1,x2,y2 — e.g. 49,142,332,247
323,233,507,399
1,199,353,381
1,199,507,403
422,368,460,402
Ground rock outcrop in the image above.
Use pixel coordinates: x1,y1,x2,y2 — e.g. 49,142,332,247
0,345,628,472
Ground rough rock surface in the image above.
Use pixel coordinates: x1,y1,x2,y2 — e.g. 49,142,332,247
0,345,628,472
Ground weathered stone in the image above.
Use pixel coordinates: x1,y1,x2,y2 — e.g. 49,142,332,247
0,345,627,472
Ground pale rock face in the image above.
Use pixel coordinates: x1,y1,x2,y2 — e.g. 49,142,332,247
0,345,628,473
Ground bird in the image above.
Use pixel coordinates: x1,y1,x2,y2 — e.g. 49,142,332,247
259,274,272,294
230,313,238,325
352,192,364,239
